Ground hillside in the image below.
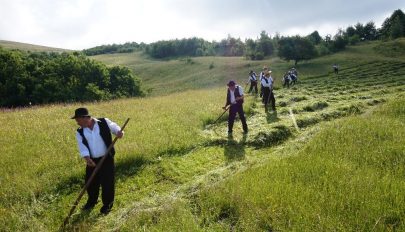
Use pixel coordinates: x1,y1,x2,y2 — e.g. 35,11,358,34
0,40,70,52
0,39,404,231
92,39,405,95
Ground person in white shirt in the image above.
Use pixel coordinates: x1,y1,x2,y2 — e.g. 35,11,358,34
259,66,269,98
72,107,124,214
333,64,339,74
283,71,292,88
261,71,276,112
246,70,258,94
222,80,248,135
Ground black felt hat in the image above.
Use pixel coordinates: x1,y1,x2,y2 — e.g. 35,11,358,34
71,107,91,119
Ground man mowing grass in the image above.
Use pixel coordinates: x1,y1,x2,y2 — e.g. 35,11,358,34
261,70,276,112
223,80,248,136
72,107,124,215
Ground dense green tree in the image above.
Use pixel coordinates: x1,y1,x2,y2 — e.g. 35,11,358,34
278,36,317,65
363,22,378,40
0,48,143,107
258,31,274,56
307,31,322,45
345,26,356,38
83,42,141,56
380,9,405,39
390,16,405,39
244,31,274,60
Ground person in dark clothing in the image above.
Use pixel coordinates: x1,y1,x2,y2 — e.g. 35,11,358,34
333,64,339,74
246,70,258,94
283,71,291,88
261,71,276,112
223,80,248,136
259,66,269,100
72,107,124,215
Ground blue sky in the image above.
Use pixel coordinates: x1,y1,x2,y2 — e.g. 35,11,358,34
0,0,404,49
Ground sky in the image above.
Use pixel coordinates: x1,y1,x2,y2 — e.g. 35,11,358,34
0,0,404,50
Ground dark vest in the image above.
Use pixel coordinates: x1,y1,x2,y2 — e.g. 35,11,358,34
226,86,244,105
77,118,115,157
249,74,257,81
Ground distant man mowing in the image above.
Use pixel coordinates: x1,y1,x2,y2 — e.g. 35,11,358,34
223,80,248,135
261,70,276,112
72,107,124,215
259,66,269,99
246,70,258,94
333,64,339,74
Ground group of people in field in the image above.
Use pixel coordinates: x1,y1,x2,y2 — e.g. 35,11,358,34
226,63,342,137
70,65,291,216
224,65,295,136
282,68,298,88
70,62,346,217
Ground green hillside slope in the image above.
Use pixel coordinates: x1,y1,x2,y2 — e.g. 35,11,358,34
0,40,70,52
0,39,404,231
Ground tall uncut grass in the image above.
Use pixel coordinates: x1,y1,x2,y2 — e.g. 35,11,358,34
0,39,404,231
0,88,254,230
120,97,405,231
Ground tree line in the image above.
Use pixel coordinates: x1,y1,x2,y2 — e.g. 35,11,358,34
82,9,405,65
82,42,145,56
2,9,403,108
0,48,143,107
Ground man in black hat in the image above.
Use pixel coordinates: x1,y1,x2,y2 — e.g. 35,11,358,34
72,107,124,214
223,80,248,135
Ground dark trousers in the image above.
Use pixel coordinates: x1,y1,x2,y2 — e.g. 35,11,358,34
228,103,248,133
248,81,258,94
260,84,264,97
262,87,276,111
85,155,115,207
283,77,290,88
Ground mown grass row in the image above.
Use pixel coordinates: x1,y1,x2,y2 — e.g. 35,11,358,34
88,52,405,230
0,88,256,230
85,56,405,231
1,39,404,231
113,96,405,232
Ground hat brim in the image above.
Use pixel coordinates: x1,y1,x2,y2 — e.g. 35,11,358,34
71,115,91,119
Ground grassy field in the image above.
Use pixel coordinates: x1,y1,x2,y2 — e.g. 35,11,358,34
123,97,404,231
91,38,405,97
0,39,404,231
0,40,70,52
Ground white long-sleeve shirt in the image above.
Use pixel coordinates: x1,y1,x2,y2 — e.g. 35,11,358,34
248,74,257,82
76,118,121,158
261,76,274,88
229,86,244,104
260,72,265,80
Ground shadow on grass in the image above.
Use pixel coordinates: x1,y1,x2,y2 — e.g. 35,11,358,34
266,110,279,123
55,155,148,196
224,135,246,163
58,155,149,230
202,100,257,129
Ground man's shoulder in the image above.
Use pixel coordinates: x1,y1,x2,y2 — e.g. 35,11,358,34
97,118,110,128
77,127,84,136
